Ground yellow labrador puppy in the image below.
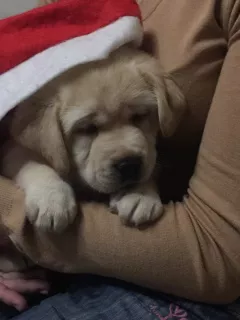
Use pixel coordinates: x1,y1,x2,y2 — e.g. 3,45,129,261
1,46,185,232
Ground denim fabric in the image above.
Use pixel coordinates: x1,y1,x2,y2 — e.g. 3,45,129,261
0,275,238,320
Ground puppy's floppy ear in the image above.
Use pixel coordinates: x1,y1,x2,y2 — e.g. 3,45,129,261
156,74,186,137
138,56,186,137
10,91,69,176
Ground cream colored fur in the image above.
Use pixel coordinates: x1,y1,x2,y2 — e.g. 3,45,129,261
1,46,185,232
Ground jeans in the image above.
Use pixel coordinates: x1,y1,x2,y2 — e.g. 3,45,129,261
0,275,239,320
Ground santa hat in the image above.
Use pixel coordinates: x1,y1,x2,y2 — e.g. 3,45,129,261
0,0,142,122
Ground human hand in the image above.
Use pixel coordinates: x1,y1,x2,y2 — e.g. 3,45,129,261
0,269,49,311
0,233,49,311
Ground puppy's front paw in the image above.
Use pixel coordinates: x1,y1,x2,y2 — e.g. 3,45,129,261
110,188,163,226
25,180,77,232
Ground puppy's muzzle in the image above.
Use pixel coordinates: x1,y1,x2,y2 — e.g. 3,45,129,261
113,155,142,184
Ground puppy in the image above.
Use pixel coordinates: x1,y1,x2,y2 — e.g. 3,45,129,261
1,46,185,232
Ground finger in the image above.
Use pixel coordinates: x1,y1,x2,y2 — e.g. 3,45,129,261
2,278,49,294
0,283,28,312
22,268,47,280
23,268,47,280
0,269,47,281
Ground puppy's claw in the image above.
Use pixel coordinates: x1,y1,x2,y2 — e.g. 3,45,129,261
26,180,77,232
110,189,163,226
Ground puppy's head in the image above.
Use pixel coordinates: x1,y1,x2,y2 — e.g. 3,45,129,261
13,47,186,194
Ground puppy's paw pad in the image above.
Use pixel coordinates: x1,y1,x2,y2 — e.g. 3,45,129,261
110,191,163,226
26,181,77,232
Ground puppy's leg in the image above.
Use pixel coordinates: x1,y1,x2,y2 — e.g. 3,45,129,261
2,142,77,232
110,180,163,226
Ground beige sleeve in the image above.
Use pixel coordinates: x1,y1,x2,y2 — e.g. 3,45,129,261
56,18,240,302
8,38,240,304
0,177,15,220
0,176,24,230
2,0,240,305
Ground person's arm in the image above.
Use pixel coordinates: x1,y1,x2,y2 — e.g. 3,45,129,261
5,5,240,304
79,28,240,301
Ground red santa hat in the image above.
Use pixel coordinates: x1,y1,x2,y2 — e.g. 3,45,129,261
0,0,142,121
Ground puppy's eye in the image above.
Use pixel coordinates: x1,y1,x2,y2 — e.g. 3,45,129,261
76,124,98,135
84,124,98,134
130,113,148,124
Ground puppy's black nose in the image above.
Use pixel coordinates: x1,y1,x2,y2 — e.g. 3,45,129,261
114,156,142,183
